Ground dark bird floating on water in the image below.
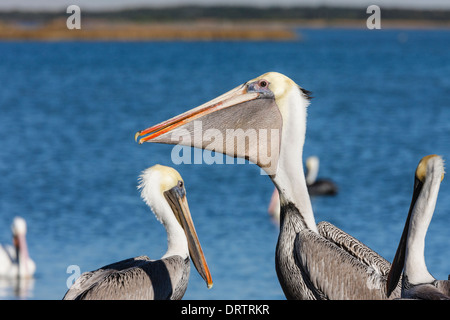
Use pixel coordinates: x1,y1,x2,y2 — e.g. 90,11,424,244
268,155,338,220
304,156,338,196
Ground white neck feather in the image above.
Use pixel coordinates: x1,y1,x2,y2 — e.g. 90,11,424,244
139,171,189,260
404,162,443,284
270,87,317,232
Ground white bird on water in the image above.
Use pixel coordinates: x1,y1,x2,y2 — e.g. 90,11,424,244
0,216,35,279
135,72,401,299
387,155,450,300
63,164,213,300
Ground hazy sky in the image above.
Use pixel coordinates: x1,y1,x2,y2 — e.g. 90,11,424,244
1,0,450,11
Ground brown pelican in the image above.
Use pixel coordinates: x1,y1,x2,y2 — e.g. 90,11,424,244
0,217,35,278
268,156,338,220
387,155,449,300
63,164,213,300
305,156,338,196
135,72,401,299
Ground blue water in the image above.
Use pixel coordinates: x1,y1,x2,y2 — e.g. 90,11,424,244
0,28,449,300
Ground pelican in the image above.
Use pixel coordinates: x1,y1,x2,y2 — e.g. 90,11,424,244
386,155,449,300
63,165,213,300
0,217,35,278
268,156,338,220
135,72,400,299
305,156,338,196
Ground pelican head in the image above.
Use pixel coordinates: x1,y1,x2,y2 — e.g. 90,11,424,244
138,164,213,289
135,73,316,230
386,154,445,297
10,216,33,277
11,216,27,237
11,217,28,255
135,72,311,177
415,154,445,184
305,156,320,185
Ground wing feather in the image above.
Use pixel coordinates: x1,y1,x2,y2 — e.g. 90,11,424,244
317,221,392,275
63,255,188,300
294,227,399,299
406,283,450,300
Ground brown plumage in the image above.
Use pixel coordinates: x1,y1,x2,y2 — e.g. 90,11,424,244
63,256,190,300
135,72,402,299
63,165,212,300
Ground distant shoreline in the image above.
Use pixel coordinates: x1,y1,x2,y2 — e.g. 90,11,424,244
0,5,449,41
0,20,299,41
1,20,449,42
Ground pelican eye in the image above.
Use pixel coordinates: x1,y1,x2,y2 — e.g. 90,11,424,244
178,180,183,188
259,80,269,88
